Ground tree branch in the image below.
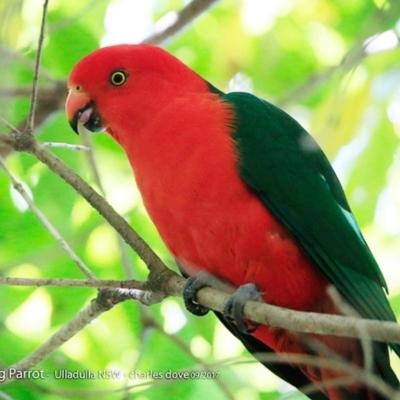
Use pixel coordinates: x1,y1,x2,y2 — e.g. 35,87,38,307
2,291,115,384
141,0,219,45
42,142,90,151
26,0,49,133
0,276,147,290
232,353,400,400
278,3,400,107
164,274,400,345
2,261,400,348
0,156,96,279
0,132,169,279
0,82,66,159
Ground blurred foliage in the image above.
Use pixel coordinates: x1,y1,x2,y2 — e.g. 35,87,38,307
1,0,400,399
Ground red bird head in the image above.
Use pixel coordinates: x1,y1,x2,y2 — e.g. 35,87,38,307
66,44,208,141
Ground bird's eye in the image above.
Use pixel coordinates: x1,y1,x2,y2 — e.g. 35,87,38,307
110,70,128,86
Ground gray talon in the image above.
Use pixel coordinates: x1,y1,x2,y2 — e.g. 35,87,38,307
183,275,210,316
223,283,263,334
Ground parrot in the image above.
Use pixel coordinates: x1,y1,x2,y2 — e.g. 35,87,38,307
65,44,400,399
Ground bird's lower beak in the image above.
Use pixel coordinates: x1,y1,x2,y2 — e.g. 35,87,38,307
66,90,106,134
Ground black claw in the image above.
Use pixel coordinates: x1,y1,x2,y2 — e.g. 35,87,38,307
223,283,263,334
183,276,209,316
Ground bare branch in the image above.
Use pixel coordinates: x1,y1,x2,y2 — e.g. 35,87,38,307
3,268,400,347
0,156,96,279
79,129,105,192
79,129,137,281
240,353,400,400
26,0,49,133
278,4,400,107
0,87,39,98
164,274,400,345
0,81,67,161
0,132,169,280
0,276,147,290
42,142,90,151
0,391,14,400
2,292,115,383
142,0,219,45
328,286,374,375
0,116,19,133
0,44,53,81
256,353,400,400
27,136,169,278
33,353,400,399
151,319,236,399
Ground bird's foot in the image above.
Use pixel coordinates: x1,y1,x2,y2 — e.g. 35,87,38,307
223,283,263,334
183,272,213,316
183,271,233,316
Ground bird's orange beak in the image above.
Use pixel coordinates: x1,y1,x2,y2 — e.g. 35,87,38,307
66,89,105,134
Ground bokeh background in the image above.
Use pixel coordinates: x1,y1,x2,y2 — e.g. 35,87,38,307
1,0,400,399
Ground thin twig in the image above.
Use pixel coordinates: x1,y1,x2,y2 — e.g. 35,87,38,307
0,391,13,400
0,116,19,133
79,129,105,192
46,0,103,34
27,137,169,278
252,353,400,400
1,131,170,286
79,129,136,280
328,286,374,375
42,142,90,151
26,0,49,133
213,355,400,400
2,293,115,384
278,3,400,107
4,260,400,349
0,44,53,81
141,0,219,45
39,352,400,400
0,276,147,290
165,274,400,345
0,87,40,98
0,156,96,279
151,319,236,400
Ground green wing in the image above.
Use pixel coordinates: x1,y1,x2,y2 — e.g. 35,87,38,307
221,91,399,355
